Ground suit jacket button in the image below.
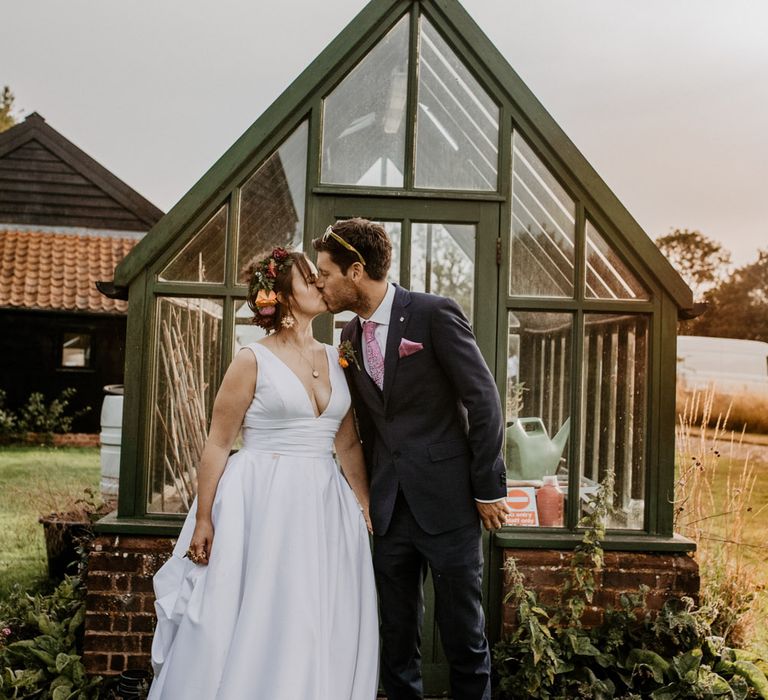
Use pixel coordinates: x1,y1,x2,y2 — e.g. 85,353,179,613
393,450,401,459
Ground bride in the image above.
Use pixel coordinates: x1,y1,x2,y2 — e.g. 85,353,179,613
147,248,379,699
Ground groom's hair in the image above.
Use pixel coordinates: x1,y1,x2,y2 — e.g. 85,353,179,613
312,218,391,281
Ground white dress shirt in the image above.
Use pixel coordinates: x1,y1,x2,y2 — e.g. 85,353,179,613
359,283,505,505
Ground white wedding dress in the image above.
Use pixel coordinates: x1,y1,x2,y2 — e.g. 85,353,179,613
147,342,379,699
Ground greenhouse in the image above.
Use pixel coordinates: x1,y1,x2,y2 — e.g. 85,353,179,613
89,0,698,689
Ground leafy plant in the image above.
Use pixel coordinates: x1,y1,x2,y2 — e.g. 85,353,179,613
493,471,768,699
0,389,16,437
0,571,102,699
17,388,91,436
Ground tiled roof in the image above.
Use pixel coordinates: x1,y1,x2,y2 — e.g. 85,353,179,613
0,230,138,314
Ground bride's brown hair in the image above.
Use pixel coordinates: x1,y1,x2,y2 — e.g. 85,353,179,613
243,250,315,333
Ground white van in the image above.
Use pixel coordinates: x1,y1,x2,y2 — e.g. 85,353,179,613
677,336,768,396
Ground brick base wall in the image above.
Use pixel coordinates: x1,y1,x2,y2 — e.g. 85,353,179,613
83,536,700,677
0,432,100,447
501,549,700,635
83,535,173,676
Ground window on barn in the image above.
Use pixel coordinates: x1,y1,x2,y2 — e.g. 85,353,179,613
61,333,91,368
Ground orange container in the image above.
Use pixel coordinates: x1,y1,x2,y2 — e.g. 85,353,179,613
536,475,564,527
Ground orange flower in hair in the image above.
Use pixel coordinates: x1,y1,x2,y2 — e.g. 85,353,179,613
246,247,294,330
255,289,278,316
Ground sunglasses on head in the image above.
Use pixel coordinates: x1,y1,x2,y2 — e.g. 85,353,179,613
321,225,366,266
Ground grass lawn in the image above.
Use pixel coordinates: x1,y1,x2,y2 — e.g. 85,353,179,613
712,453,768,657
0,446,100,599
676,433,768,658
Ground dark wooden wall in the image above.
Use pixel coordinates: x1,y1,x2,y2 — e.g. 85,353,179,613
0,309,127,433
0,139,150,232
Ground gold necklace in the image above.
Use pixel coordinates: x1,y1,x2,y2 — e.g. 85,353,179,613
283,337,319,379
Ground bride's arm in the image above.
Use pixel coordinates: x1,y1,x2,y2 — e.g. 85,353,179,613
188,349,257,563
335,409,372,533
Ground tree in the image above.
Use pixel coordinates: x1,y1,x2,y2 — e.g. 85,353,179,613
684,250,768,342
0,86,16,133
656,229,731,301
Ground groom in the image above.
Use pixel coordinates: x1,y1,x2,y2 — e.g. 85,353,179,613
313,219,510,700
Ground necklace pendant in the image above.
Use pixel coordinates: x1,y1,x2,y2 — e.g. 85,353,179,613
312,370,319,378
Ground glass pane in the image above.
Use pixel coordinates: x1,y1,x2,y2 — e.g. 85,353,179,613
504,312,572,529
61,333,91,367
332,221,402,345
238,122,308,280
414,17,499,190
510,132,576,297
147,296,224,514
410,223,475,323
586,220,649,300
581,314,649,530
321,16,409,187
159,206,227,283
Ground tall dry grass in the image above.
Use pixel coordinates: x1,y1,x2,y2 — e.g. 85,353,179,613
674,387,768,646
677,385,768,435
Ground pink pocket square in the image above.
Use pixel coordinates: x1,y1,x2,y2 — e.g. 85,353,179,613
399,338,424,358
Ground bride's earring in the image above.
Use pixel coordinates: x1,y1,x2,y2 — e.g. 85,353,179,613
281,311,296,329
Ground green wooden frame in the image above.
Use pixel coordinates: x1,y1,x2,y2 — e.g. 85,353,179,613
98,0,695,562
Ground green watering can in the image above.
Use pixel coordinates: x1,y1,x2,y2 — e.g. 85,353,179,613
505,416,571,480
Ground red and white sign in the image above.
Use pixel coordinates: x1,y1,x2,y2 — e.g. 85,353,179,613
505,487,539,526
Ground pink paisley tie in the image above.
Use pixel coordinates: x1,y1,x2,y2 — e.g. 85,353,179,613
363,320,385,390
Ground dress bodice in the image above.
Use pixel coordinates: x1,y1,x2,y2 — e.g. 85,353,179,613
240,342,350,456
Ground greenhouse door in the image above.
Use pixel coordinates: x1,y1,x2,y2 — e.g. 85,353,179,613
310,195,501,695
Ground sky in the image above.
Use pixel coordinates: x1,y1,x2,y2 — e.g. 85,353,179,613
4,0,767,266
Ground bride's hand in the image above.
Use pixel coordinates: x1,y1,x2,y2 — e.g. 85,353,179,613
187,518,214,565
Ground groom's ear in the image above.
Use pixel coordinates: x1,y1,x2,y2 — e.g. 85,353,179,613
348,261,366,283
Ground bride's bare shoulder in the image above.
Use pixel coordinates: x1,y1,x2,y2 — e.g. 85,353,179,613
229,345,259,382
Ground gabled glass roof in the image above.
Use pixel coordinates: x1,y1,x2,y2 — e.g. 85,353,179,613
320,9,499,192
586,220,649,300
158,206,227,283
510,131,576,297
414,16,499,190
321,15,409,187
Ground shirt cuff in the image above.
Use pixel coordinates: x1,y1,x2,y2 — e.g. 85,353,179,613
475,497,507,503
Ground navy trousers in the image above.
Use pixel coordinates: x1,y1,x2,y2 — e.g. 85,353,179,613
372,491,491,700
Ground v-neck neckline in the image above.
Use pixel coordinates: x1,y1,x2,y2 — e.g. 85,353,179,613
256,342,334,419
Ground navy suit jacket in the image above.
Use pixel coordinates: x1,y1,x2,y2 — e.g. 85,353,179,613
340,285,506,535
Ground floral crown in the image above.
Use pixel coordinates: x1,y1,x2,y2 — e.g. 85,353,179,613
247,247,293,318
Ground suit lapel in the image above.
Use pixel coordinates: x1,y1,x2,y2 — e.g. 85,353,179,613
382,285,411,406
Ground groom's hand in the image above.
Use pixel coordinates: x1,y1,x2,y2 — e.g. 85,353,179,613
476,500,510,530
